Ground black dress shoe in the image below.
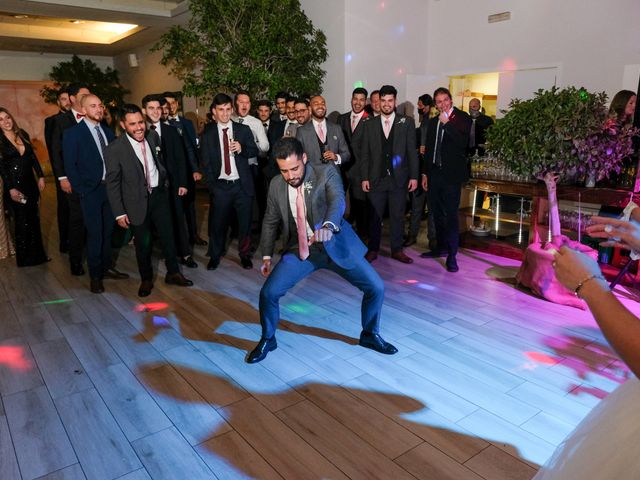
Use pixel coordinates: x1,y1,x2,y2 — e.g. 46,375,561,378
104,268,129,279
90,278,104,294
391,251,413,264
165,272,194,286
207,258,220,270
420,250,447,258
365,250,378,263
359,332,398,355
180,256,198,268
194,236,208,246
246,337,277,363
138,280,153,297
70,263,85,276
446,255,459,272
240,258,253,270
403,236,417,247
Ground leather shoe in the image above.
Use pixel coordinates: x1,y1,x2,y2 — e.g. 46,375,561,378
104,268,129,279
90,278,104,294
246,337,277,363
180,256,198,268
70,263,85,276
365,250,378,263
391,251,413,264
138,280,153,297
165,272,194,287
446,255,459,272
194,236,208,246
420,250,447,258
240,257,253,270
207,258,220,270
403,236,417,247
359,332,398,355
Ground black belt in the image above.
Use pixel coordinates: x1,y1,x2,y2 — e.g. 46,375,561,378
217,178,240,184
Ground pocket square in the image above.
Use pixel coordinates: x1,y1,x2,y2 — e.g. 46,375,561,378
332,135,337,140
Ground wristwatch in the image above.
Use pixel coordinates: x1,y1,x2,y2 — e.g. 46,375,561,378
324,223,340,234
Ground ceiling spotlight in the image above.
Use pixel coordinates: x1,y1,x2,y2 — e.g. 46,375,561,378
70,19,85,24
13,15,29,19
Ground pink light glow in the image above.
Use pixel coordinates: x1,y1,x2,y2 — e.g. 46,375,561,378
524,351,559,366
0,346,32,371
500,57,518,71
134,302,169,313
403,279,418,284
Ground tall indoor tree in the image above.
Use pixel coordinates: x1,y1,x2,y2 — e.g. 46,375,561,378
40,54,129,107
153,0,328,99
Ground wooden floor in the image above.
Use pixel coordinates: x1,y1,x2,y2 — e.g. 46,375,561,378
0,185,637,480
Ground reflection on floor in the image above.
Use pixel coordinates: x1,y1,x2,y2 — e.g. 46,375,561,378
0,187,636,479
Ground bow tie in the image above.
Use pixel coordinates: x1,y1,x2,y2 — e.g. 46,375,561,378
76,113,85,119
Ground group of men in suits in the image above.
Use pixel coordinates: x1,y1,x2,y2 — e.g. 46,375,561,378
46,84,196,296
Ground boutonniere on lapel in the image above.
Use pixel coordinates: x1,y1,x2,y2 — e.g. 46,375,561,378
303,181,313,194
397,118,406,125
155,146,161,156
332,135,337,140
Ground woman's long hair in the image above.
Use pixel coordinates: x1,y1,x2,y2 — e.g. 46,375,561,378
609,90,636,125
0,107,30,145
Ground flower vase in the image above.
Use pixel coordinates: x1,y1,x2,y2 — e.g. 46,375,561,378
585,172,596,188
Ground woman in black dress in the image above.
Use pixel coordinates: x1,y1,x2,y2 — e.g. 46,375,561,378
0,107,49,267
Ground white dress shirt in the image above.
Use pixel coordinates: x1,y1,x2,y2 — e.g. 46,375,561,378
217,122,240,181
233,114,270,164
125,134,159,188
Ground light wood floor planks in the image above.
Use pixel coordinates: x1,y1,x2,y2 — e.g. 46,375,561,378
0,186,638,479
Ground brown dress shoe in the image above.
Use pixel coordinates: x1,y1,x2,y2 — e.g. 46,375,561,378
391,251,413,264
165,272,194,287
365,250,378,263
138,280,153,297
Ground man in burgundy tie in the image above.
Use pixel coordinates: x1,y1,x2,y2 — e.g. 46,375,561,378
247,137,397,363
200,93,259,271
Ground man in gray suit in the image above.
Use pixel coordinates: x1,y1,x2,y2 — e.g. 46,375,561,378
361,85,419,264
105,104,193,297
296,95,350,170
246,137,397,363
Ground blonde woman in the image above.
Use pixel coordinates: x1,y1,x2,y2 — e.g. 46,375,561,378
0,107,49,266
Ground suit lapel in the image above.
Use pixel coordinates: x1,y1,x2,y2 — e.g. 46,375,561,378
304,167,316,229
392,115,402,154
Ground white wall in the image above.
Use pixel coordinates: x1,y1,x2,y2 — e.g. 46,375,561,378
0,50,113,81
425,0,640,103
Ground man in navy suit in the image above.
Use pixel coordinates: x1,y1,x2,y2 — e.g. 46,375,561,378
63,94,128,293
247,137,397,363
200,93,259,271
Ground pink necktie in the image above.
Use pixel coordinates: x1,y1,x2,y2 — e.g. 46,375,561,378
383,119,391,139
351,115,357,132
317,123,325,143
140,140,152,193
296,187,309,260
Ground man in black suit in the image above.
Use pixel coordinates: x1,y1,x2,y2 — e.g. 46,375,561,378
105,104,193,297
467,98,494,157
50,83,91,274
421,87,472,272
163,91,207,247
63,94,128,293
143,94,196,269
270,91,288,122
200,93,259,271
338,87,371,238
44,88,70,160
360,85,419,264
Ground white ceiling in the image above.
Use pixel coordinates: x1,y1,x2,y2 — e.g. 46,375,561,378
0,0,190,56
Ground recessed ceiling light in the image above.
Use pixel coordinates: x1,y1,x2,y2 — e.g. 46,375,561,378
13,15,29,19
70,19,85,24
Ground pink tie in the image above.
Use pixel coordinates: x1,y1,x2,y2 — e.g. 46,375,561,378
140,140,152,193
351,115,357,132
383,119,391,139
317,123,325,143
296,187,309,260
